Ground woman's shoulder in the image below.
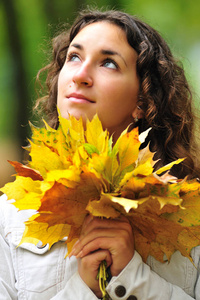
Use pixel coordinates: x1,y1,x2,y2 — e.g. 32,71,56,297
0,193,35,224
0,194,36,242
0,194,18,227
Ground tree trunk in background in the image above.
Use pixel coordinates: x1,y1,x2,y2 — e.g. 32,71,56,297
1,0,30,152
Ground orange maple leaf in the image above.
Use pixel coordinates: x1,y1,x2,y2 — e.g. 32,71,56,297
1,114,200,263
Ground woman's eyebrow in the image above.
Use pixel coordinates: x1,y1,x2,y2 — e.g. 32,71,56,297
101,49,127,66
69,43,127,66
70,43,83,50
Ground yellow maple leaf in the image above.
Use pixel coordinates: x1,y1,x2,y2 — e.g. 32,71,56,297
29,141,65,177
85,114,109,154
1,113,200,265
115,127,140,170
19,214,72,249
1,176,41,203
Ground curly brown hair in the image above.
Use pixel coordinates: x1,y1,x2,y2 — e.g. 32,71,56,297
35,8,200,179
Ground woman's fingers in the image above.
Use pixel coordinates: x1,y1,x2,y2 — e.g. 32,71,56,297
79,249,112,272
80,215,132,240
76,225,132,255
78,249,112,298
71,216,135,276
72,217,133,253
77,234,134,275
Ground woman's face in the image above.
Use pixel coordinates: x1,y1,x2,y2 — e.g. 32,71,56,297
57,21,140,139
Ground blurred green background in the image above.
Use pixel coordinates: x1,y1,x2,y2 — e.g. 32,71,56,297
0,0,200,187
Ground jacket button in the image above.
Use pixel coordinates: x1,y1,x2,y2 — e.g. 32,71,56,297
115,285,126,297
127,296,137,300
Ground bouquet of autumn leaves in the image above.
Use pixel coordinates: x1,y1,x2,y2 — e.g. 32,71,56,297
1,114,200,265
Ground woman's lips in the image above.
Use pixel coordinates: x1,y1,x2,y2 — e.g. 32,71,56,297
67,93,94,104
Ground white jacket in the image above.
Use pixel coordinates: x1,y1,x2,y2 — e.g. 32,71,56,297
0,193,199,300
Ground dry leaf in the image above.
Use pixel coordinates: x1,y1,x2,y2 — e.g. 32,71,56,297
1,114,200,264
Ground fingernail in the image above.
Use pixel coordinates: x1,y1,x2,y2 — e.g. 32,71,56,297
74,239,80,246
76,250,83,258
70,240,80,256
68,248,75,258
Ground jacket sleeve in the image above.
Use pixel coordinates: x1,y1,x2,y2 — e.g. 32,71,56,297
51,250,199,300
0,214,18,299
106,251,199,300
51,271,100,300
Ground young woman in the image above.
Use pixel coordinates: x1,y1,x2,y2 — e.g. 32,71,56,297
0,9,200,300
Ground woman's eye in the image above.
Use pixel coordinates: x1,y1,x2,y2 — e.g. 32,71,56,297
103,59,118,69
67,53,81,62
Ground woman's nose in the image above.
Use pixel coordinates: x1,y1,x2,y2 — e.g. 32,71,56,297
72,62,93,87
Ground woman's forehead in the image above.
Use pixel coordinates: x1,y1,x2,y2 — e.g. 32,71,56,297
69,22,137,60
71,21,125,43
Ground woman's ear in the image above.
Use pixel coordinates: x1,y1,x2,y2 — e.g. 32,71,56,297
132,104,144,122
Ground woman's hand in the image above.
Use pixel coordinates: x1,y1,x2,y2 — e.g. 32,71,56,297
69,215,135,297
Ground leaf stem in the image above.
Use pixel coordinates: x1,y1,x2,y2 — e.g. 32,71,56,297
97,260,111,300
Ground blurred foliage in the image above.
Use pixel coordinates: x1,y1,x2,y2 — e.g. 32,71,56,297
0,0,199,186
129,0,200,98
